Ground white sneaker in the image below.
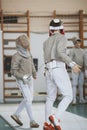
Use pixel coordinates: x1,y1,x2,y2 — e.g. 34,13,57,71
49,115,61,130
30,120,39,128
11,114,23,126
79,99,87,104
72,100,76,105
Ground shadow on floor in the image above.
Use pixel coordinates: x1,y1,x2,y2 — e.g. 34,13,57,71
67,103,87,118
0,115,16,130
53,98,87,118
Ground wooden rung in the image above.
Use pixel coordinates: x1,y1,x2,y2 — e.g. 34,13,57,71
4,47,16,50
64,24,79,27
67,46,73,49
84,38,87,40
4,80,16,82
64,22,79,24
3,14,27,17
84,30,87,32
17,22,27,24
65,30,79,32
56,14,78,17
3,30,28,33
4,39,16,41
4,55,12,57
5,88,19,90
4,96,22,98
3,22,27,27
84,46,87,48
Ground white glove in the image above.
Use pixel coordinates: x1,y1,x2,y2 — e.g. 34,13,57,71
23,74,31,84
72,64,81,73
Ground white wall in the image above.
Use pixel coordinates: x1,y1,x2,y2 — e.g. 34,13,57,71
1,0,87,13
30,33,48,93
0,31,4,103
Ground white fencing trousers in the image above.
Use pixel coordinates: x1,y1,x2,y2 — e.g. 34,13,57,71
72,71,84,101
45,61,73,122
14,77,34,121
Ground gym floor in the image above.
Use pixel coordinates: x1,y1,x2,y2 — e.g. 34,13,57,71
0,102,87,130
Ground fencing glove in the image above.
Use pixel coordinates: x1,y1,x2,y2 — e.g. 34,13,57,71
23,74,31,84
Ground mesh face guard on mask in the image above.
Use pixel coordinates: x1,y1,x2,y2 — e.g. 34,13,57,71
72,37,81,45
16,35,30,49
49,19,65,36
49,19,64,30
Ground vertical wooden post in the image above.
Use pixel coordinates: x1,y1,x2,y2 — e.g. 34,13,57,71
53,10,56,18
0,0,3,30
79,10,84,48
0,0,1,11
26,10,30,51
0,10,3,31
27,10,30,38
79,10,85,97
0,10,4,103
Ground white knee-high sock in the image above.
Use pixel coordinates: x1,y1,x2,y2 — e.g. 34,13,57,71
79,85,84,101
45,99,54,122
72,86,77,101
56,96,72,119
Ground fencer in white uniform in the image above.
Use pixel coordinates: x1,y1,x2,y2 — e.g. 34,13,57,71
43,19,81,130
69,37,87,104
84,50,87,78
11,35,39,128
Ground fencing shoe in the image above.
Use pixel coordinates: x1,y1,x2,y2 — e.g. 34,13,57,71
30,120,39,128
72,100,76,105
11,114,23,126
49,115,61,130
79,99,87,104
43,122,54,130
